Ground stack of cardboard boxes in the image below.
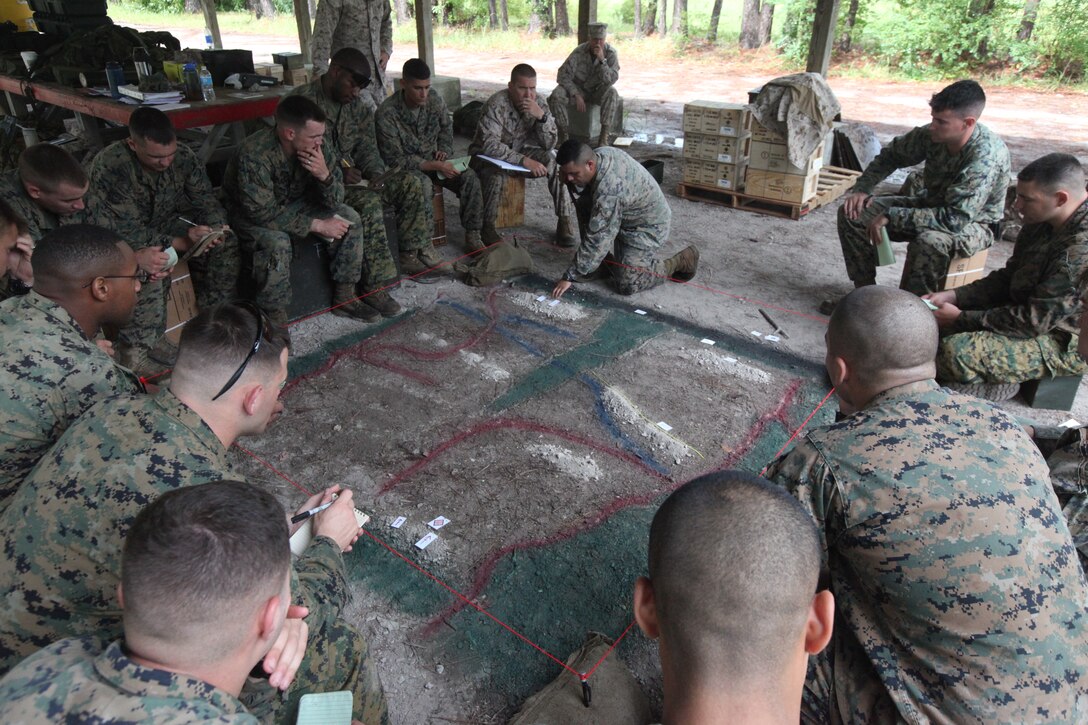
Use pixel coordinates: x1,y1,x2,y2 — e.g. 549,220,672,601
681,101,751,192
253,62,285,83
273,52,310,87
744,120,825,205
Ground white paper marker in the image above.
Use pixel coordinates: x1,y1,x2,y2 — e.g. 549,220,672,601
428,516,450,530
657,421,673,432
765,335,781,342
700,338,715,345
536,295,547,302
391,516,406,529
634,309,647,315
751,330,762,337
548,299,560,307
415,533,438,550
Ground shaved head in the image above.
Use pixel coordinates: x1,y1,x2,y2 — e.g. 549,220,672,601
828,286,938,383
647,471,822,684
32,224,128,289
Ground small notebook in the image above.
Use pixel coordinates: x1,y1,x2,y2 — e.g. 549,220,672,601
296,690,352,725
289,508,370,556
437,155,472,180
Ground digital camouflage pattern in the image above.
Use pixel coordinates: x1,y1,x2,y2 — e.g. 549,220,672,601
291,77,433,255
548,42,620,141
0,292,141,514
0,168,87,241
765,379,1088,724
838,123,1010,294
88,141,239,350
567,147,670,294
0,389,388,725
1041,425,1088,574
936,198,1088,383
223,127,381,311
0,638,258,724
310,0,392,108
468,88,574,224
376,89,484,233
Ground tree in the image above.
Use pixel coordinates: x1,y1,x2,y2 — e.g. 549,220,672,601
248,0,275,18
657,0,668,35
634,0,643,37
394,0,409,23
555,0,571,35
488,0,498,28
500,0,508,30
1017,0,1040,41
671,0,688,36
642,0,657,35
838,0,860,51
739,0,774,48
529,0,554,36
707,0,724,42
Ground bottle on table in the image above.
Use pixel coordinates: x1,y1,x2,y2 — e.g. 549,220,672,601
199,67,215,102
182,63,202,102
105,61,125,99
204,27,214,49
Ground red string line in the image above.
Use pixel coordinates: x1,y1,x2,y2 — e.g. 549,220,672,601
759,387,837,476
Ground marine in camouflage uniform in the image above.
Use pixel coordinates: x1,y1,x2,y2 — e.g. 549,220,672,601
0,637,259,723
548,23,620,148
88,141,239,353
563,147,677,294
0,388,388,725
223,125,394,319
290,72,435,275
765,380,1088,723
468,85,574,239
838,123,1010,294
0,291,142,514
1032,424,1088,574
376,85,488,248
311,0,392,109
935,197,1088,384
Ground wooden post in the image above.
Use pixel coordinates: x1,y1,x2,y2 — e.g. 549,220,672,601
805,0,841,76
577,0,596,43
293,0,313,64
200,0,223,49
415,0,435,73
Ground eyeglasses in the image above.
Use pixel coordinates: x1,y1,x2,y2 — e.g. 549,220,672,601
212,301,270,401
82,270,152,288
334,63,371,89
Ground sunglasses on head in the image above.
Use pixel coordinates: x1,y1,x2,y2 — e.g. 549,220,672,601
212,301,273,401
334,63,371,89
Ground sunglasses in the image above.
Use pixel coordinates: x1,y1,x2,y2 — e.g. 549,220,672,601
334,63,371,89
212,301,273,401
82,270,152,288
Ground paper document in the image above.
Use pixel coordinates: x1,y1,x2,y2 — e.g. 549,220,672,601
297,691,353,725
475,154,531,174
437,156,472,180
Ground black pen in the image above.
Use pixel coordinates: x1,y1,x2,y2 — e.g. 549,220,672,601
291,494,337,524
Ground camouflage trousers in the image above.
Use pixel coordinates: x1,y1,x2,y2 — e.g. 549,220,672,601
234,203,379,313
379,170,433,252
837,195,994,295
589,241,670,295
935,329,1088,384
548,85,620,142
801,626,902,724
473,149,574,227
118,237,240,350
342,187,404,287
419,168,484,232
1042,426,1088,574
241,617,389,725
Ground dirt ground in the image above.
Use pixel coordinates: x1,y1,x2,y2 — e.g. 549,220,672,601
134,24,1088,723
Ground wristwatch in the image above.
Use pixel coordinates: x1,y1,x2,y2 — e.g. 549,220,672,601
537,111,550,124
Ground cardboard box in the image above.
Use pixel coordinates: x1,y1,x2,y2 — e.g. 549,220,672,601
942,248,988,290
749,140,825,175
254,62,284,81
284,68,311,86
273,51,305,70
744,168,820,204
683,159,747,191
164,260,198,344
682,101,750,137
682,132,751,165
748,118,785,143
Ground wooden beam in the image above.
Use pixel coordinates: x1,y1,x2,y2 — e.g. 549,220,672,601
293,0,313,64
200,0,222,49
576,0,596,43
805,0,841,76
415,0,435,72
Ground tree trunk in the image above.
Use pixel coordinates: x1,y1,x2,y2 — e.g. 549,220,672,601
740,0,774,48
1017,0,1040,41
184,0,200,13
529,0,554,36
554,0,571,35
838,0,859,52
488,0,498,28
671,0,687,37
441,0,452,26
394,0,409,23
657,0,667,36
248,0,275,19
634,0,642,37
970,0,996,57
642,0,656,35
500,0,508,30
706,0,723,42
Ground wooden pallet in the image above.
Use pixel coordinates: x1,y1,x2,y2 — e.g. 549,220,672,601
676,166,862,220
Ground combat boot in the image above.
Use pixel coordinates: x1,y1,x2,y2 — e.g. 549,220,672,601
465,230,486,252
116,342,170,379
664,245,700,281
361,288,403,318
556,215,577,247
417,245,444,269
596,125,612,148
399,251,428,276
481,225,503,246
332,283,380,322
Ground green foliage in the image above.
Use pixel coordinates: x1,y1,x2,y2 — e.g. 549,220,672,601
1033,0,1088,80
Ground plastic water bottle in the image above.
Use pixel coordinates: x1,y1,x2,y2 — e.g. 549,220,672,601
204,27,214,49
182,62,202,101
105,61,125,98
199,67,215,102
